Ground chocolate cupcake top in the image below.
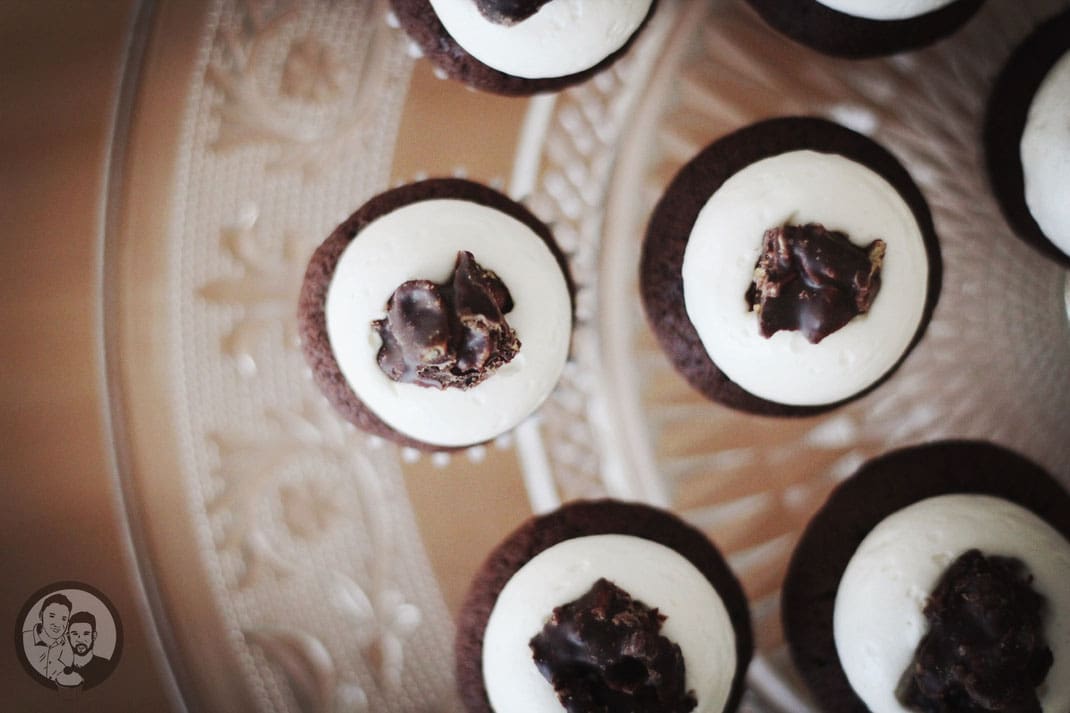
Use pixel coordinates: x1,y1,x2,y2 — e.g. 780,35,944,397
426,0,653,79
835,494,1070,713
641,118,941,416
482,535,737,713
325,196,570,447
679,144,929,407
783,441,1070,713
300,179,572,449
456,500,752,713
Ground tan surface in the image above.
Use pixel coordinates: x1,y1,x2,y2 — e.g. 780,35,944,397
1,1,182,711
393,61,535,617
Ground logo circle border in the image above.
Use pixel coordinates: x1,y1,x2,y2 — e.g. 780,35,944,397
13,580,124,691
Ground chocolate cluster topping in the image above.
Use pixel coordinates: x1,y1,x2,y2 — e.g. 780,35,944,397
897,549,1053,713
529,578,697,713
746,223,885,343
373,251,520,390
474,0,552,25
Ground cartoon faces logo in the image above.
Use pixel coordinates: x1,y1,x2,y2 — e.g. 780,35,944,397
15,582,122,691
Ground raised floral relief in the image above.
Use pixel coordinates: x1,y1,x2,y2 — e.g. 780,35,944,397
198,205,308,377
280,479,342,539
206,0,399,176
210,395,423,706
333,574,421,692
244,628,338,713
281,36,344,103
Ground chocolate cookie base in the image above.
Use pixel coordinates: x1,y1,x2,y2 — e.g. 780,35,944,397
984,7,1070,269
639,117,942,417
388,0,657,96
298,178,572,451
743,0,985,58
455,499,753,713
782,440,1070,713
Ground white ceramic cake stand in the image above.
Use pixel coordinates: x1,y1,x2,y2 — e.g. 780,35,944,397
104,0,1069,711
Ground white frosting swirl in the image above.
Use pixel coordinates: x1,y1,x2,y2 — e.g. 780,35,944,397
681,150,929,406
427,0,653,79
1021,49,1070,257
813,0,955,21
834,494,1070,713
325,198,571,447
482,534,737,713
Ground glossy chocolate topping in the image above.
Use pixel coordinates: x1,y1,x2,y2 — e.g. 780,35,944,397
373,250,520,389
897,549,1053,713
746,223,885,343
529,578,697,713
474,0,552,25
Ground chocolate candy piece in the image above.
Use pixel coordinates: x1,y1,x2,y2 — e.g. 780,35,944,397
530,578,697,713
374,250,520,390
747,223,885,344
474,0,551,25
897,549,1053,713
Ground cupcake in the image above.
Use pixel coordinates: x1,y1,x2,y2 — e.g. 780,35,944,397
389,0,657,95
640,117,941,417
455,499,752,713
743,0,985,58
783,441,1070,713
298,178,573,450
985,8,1070,268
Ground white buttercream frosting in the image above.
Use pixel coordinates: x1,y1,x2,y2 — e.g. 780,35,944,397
427,0,652,79
834,494,1070,713
681,150,929,406
813,0,954,21
1021,49,1070,257
324,198,571,447
482,534,737,713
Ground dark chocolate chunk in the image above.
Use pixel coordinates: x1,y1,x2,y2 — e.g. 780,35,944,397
373,250,520,390
474,0,551,25
746,223,885,343
529,578,697,713
897,549,1053,713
